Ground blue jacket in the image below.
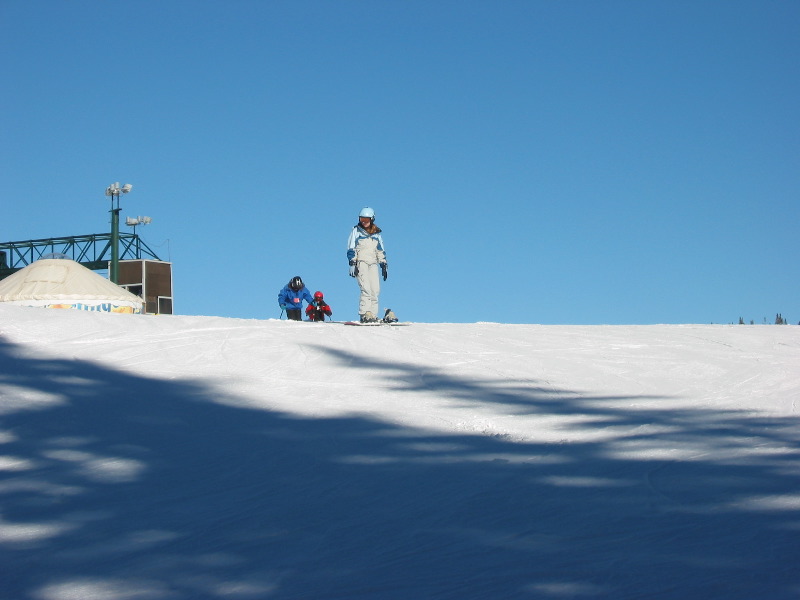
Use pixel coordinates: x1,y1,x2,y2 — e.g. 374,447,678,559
278,284,314,311
347,224,386,265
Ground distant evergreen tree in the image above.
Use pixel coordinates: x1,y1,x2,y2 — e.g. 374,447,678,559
738,317,744,325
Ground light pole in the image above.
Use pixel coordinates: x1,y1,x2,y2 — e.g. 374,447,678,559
105,182,132,283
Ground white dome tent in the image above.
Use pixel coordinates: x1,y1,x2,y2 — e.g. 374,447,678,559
0,257,143,314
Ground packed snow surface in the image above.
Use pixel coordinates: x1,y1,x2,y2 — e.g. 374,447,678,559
1,304,799,599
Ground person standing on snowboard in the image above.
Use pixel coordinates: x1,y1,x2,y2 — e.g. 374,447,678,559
347,207,388,323
278,276,315,321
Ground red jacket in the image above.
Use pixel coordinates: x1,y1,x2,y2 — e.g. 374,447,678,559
306,301,332,321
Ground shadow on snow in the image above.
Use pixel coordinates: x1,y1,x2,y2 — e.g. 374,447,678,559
0,337,798,599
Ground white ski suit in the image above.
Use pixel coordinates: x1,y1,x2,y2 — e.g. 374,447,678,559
347,224,386,318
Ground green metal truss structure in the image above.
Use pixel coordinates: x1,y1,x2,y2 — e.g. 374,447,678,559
0,233,162,280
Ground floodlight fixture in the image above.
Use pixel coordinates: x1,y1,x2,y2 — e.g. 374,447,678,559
105,182,132,196
125,215,152,228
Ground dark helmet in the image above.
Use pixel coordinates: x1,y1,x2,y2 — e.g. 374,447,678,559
289,276,303,291
313,291,324,300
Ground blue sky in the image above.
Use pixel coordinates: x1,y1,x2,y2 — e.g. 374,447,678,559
1,1,797,324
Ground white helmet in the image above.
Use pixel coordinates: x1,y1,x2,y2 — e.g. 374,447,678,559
359,207,375,219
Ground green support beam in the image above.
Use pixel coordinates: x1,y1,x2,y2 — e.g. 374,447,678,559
0,233,162,280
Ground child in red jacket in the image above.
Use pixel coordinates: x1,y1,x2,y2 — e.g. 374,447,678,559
305,291,333,321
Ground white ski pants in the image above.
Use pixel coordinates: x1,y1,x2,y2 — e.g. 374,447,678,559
356,261,380,317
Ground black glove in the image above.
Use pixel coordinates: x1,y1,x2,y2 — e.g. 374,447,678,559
380,262,388,281
349,260,358,278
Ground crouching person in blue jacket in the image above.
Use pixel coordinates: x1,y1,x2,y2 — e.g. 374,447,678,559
278,276,315,321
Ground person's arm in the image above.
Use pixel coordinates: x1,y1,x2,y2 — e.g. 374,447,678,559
347,227,359,276
377,233,387,279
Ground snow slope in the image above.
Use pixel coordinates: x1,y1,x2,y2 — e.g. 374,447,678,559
1,304,799,599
